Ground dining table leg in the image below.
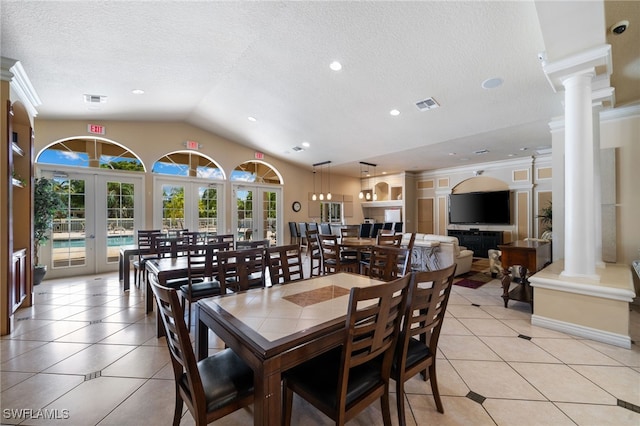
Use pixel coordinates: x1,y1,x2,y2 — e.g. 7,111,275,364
253,363,282,426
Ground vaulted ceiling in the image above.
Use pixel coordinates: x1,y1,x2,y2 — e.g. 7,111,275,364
2,1,638,177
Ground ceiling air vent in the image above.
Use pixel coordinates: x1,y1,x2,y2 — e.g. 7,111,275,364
84,94,107,104
415,97,439,111
474,149,490,155
291,146,304,152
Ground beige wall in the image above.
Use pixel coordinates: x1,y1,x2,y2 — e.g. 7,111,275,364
414,156,553,241
34,119,363,233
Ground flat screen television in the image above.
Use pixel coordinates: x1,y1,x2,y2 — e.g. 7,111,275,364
449,190,511,225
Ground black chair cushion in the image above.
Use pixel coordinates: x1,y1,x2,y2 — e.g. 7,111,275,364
392,337,432,375
179,280,221,297
284,347,382,409
182,348,254,412
324,258,358,266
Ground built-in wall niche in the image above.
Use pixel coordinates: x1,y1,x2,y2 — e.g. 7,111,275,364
374,181,389,201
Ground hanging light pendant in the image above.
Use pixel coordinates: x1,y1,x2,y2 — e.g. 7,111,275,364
372,164,378,201
358,162,364,199
326,162,332,200
311,167,317,201
312,161,331,202
360,162,376,201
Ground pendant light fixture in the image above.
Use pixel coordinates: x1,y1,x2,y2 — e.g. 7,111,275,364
358,163,364,199
372,164,378,201
312,161,331,202
326,162,332,200
311,166,317,201
360,161,376,201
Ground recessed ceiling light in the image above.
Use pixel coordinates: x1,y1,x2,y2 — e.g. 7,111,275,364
248,116,257,122
508,154,516,157
481,77,503,89
302,141,310,148
132,89,145,95
520,147,528,151
448,152,456,156
382,171,387,175
389,109,400,116
329,61,342,71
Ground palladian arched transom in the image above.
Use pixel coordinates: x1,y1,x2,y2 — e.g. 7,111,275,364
230,160,282,184
152,150,224,179
36,138,145,171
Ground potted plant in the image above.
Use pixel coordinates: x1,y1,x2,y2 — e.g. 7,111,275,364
33,177,64,285
537,201,553,240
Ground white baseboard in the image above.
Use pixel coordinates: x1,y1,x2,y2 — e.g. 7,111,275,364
531,314,632,349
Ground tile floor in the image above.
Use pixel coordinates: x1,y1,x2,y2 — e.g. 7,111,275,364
1,261,639,425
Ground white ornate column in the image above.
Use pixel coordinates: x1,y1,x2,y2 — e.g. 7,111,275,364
561,71,598,279
592,105,604,268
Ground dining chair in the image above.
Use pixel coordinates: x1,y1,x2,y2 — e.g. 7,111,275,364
148,275,254,426
132,229,161,288
282,273,411,426
297,222,308,253
319,234,358,274
400,232,416,273
359,223,373,238
235,239,270,250
364,245,409,281
370,223,383,239
392,264,457,426
288,221,300,245
207,233,235,250
377,233,402,247
266,244,304,284
319,223,332,235
306,229,323,276
218,247,266,292
179,242,227,329
339,227,360,260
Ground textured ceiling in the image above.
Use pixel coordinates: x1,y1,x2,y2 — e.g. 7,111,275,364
1,1,638,177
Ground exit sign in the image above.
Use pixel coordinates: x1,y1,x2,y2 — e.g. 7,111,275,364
186,140,200,150
88,124,105,135
255,152,264,160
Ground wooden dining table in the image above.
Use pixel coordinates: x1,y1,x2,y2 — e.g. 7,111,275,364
337,237,376,273
195,272,383,426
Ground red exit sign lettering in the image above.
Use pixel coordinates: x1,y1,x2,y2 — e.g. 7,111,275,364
255,152,264,160
88,124,105,135
186,140,200,150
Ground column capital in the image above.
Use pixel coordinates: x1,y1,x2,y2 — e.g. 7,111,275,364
542,44,612,98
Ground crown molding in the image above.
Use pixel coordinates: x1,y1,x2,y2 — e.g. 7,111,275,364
1,56,41,117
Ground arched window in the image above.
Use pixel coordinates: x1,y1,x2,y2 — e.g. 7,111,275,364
230,160,282,184
152,150,224,179
36,138,144,171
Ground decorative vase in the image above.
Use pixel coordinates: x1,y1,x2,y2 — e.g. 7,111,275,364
33,265,47,286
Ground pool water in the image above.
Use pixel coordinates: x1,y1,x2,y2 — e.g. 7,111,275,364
53,235,134,249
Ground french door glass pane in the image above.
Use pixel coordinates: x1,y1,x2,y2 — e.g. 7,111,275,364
106,181,135,262
236,189,253,241
198,185,218,233
162,184,185,232
52,178,86,268
262,190,277,245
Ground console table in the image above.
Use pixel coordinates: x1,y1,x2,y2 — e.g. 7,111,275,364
448,229,503,258
498,239,551,310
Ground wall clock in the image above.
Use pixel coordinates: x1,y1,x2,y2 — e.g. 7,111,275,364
292,201,302,212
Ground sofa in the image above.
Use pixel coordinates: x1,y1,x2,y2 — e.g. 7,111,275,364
402,233,474,276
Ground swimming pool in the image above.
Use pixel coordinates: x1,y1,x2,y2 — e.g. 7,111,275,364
53,235,134,249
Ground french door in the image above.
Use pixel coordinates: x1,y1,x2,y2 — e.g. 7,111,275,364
38,167,144,278
232,184,282,246
153,176,225,234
